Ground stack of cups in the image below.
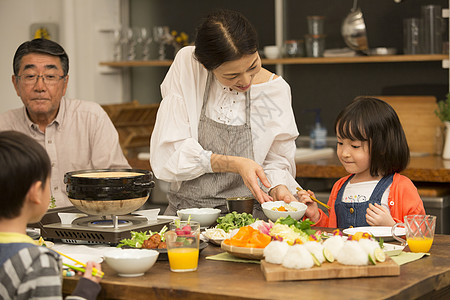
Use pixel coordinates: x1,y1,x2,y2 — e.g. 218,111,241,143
305,16,326,57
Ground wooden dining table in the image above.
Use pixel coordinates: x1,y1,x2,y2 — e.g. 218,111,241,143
62,233,450,300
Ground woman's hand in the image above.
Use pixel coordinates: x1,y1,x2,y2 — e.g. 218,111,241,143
297,189,320,223
366,203,395,226
82,261,102,283
235,157,272,204
269,185,297,203
211,154,272,204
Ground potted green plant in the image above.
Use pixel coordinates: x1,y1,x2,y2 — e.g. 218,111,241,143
435,94,450,159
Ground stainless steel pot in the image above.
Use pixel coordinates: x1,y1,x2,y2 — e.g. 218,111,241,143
341,0,369,53
64,169,155,216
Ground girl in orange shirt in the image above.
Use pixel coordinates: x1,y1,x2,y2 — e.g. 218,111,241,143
298,97,425,228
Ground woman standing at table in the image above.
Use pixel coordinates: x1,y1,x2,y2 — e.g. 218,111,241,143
150,9,300,218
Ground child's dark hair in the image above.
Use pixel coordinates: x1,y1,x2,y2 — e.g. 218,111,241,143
194,9,258,70
334,96,410,177
0,131,51,219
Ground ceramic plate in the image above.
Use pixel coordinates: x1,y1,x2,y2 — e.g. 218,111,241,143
61,254,103,267
343,226,406,238
221,242,264,260
201,230,230,246
383,243,405,256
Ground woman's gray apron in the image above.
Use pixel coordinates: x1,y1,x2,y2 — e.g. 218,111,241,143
166,72,264,219
335,174,394,228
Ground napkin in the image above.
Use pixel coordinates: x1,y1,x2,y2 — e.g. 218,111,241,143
390,252,430,265
206,252,260,264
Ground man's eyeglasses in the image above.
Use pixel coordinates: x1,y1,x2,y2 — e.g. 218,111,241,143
17,74,66,86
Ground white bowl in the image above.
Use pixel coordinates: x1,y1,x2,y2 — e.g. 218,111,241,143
103,248,159,277
176,208,221,227
264,45,280,59
133,208,160,221
261,201,307,222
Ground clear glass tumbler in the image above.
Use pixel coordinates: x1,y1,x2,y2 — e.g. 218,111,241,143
421,5,443,54
165,221,200,272
403,18,423,54
392,215,436,253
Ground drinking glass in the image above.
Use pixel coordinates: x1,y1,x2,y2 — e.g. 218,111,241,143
165,221,200,272
403,18,423,54
122,27,137,61
392,215,436,253
112,28,123,61
153,26,172,60
137,27,152,60
421,5,443,54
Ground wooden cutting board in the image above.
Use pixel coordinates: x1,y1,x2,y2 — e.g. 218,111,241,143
377,96,441,155
261,257,400,281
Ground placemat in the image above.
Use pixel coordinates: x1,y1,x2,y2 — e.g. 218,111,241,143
390,252,430,265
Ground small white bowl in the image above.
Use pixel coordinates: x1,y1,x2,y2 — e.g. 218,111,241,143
58,212,87,224
261,201,307,222
134,208,160,221
177,208,221,227
103,248,159,277
264,45,280,59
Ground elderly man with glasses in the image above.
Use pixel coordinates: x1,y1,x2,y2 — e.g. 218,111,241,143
0,38,130,208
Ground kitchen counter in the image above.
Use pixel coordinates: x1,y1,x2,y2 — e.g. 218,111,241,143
62,234,450,299
127,153,450,183
295,153,450,183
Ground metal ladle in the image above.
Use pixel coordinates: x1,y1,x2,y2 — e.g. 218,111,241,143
341,0,369,53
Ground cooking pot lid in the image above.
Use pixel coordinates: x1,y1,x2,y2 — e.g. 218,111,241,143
64,169,154,187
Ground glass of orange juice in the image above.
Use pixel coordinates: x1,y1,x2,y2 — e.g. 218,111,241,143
165,220,200,272
392,215,436,253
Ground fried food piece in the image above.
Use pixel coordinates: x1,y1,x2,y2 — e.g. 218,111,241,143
149,233,162,244
157,241,167,249
142,239,158,249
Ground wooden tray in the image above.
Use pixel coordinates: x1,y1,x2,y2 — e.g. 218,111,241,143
261,256,400,281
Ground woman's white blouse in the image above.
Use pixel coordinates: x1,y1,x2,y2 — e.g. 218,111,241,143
150,46,300,193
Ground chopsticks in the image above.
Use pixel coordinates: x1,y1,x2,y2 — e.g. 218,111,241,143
63,263,103,278
53,249,104,278
296,187,331,210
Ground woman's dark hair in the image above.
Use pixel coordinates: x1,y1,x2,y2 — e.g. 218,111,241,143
194,9,258,70
0,131,51,219
13,38,69,76
334,96,410,177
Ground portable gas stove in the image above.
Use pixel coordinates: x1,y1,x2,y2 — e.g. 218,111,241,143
36,207,172,245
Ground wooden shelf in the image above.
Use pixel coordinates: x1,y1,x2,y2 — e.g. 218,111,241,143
99,54,448,67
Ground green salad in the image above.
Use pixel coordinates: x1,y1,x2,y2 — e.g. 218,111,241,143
216,211,256,232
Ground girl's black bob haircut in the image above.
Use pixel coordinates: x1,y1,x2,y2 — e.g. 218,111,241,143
334,96,410,177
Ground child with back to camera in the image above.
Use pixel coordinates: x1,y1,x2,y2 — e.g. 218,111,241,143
298,97,425,228
0,131,102,300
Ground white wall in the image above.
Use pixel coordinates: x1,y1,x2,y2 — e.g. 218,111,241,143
0,0,124,114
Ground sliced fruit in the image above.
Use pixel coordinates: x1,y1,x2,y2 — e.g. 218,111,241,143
374,248,386,262
311,253,321,267
368,253,377,265
323,247,335,263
